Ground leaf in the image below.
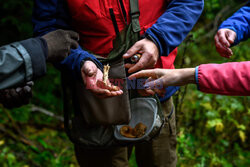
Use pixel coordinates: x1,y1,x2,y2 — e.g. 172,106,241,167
215,122,224,133
38,139,49,149
237,124,246,131
200,102,213,110
7,153,16,165
206,119,222,129
0,140,5,146
238,131,246,143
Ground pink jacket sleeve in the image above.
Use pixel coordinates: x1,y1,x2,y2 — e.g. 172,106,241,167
196,61,250,96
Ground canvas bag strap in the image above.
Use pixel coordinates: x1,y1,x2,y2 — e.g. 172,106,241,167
130,0,141,33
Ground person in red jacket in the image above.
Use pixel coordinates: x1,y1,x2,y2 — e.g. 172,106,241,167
129,2,250,96
33,0,204,167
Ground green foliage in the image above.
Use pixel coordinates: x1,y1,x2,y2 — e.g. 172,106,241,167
0,0,249,166
0,0,33,45
176,87,250,167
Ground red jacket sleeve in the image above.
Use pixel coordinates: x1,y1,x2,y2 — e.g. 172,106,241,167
197,61,250,96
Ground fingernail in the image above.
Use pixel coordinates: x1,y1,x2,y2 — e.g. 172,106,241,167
128,77,135,80
144,84,149,89
24,86,31,92
16,87,22,93
123,53,129,58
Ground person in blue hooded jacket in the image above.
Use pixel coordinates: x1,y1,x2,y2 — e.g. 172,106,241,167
214,1,250,58
32,0,204,166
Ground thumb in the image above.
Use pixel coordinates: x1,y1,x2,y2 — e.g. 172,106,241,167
123,42,142,59
226,30,236,44
83,61,98,77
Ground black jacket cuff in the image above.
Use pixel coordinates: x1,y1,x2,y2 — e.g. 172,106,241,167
20,38,48,79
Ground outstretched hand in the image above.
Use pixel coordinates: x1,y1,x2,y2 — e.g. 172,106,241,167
81,61,123,98
129,68,196,96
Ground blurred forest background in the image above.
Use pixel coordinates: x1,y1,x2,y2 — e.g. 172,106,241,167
0,0,249,166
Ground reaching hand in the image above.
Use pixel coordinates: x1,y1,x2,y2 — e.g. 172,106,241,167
123,38,159,73
0,81,34,109
214,28,236,58
42,29,79,62
81,61,123,98
129,68,196,96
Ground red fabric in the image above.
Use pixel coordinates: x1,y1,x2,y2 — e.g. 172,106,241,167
198,61,250,96
155,48,177,69
67,0,176,69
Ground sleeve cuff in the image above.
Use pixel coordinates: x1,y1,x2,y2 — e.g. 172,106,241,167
195,66,200,90
60,46,103,80
19,38,47,79
39,37,48,59
145,31,164,56
145,34,161,55
81,57,104,72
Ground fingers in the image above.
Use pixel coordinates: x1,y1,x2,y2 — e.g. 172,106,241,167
137,83,165,97
124,63,135,69
137,89,155,96
216,45,233,58
109,89,123,96
128,69,158,80
127,55,148,73
96,80,121,92
95,90,123,98
217,30,230,47
123,42,142,59
144,89,156,96
16,83,33,104
124,38,159,73
126,51,156,73
0,84,33,109
128,69,166,96
83,65,123,98
153,88,166,97
9,89,21,107
16,86,32,105
26,81,34,87
69,39,79,50
215,29,236,58
214,34,233,58
144,78,166,96
144,78,164,89
92,81,123,98
66,31,79,50
66,30,80,41
91,88,112,97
